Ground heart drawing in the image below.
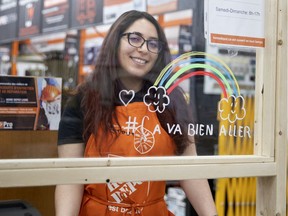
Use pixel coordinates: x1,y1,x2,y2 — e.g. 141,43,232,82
119,90,135,106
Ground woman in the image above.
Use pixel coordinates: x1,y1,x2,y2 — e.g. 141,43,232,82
55,10,218,216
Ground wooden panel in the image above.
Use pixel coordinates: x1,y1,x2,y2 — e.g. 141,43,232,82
0,130,58,216
0,186,55,216
0,131,58,159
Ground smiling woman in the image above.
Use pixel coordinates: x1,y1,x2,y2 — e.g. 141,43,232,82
117,18,159,88
0,1,287,216
55,10,217,216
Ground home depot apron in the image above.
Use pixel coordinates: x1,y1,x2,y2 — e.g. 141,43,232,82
79,102,176,216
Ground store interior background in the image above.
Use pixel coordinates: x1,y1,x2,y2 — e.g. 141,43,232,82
0,0,260,215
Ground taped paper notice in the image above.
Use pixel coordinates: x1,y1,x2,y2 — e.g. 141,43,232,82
206,0,265,48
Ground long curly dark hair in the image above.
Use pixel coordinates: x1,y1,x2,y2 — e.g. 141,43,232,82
80,10,192,155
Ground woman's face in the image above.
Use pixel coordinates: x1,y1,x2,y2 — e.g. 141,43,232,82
118,18,159,80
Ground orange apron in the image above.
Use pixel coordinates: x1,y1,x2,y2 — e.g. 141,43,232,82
79,102,176,216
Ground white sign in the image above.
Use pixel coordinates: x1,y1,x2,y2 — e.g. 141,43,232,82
205,0,265,48
103,0,146,24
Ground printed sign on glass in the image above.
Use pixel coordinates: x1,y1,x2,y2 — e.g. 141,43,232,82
205,0,265,48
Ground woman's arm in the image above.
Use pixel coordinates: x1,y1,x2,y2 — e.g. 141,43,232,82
179,141,218,216
55,143,85,216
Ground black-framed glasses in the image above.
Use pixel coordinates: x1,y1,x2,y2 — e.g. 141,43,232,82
122,32,164,54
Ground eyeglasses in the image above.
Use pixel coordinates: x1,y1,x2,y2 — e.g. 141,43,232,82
121,32,164,54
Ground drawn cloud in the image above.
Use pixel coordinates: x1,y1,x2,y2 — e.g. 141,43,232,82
144,86,170,113
218,95,246,123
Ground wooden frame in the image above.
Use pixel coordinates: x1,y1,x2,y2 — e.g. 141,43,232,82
255,0,287,215
0,0,287,215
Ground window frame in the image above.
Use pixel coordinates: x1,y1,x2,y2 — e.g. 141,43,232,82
0,0,287,215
